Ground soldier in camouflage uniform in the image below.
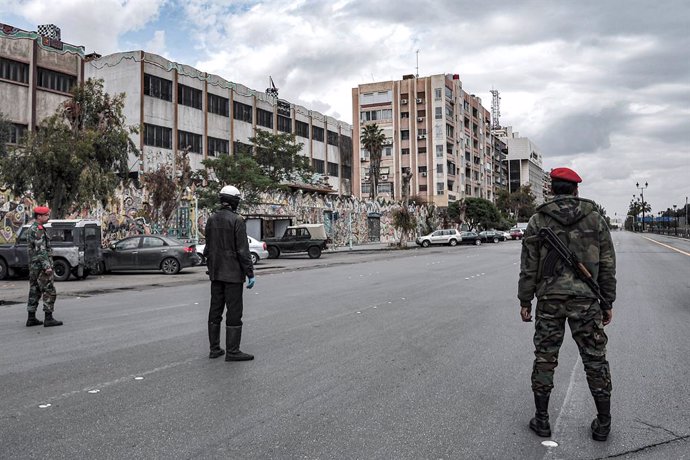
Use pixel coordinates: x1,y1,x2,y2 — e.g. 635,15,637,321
26,206,63,328
518,168,616,441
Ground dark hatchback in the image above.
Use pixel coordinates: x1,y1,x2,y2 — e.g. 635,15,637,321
99,235,200,274
459,231,483,245
479,230,507,243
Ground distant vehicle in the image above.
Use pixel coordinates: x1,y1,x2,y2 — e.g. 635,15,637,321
415,229,462,247
459,231,482,245
99,235,199,274
196,236,268,265
265,224,329,259
479,230,506,243
509,228,525,240
0,219,102,281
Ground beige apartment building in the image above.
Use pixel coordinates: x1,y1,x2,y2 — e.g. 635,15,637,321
0,23,85,145
352,74,503,207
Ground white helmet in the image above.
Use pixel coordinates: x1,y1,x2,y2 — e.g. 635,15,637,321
219,184,241,207
219,185,241,197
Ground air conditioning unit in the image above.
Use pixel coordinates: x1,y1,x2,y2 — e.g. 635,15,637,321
382,139,393,145
421,172,427,177
418,134,427,140
416,98,423,103
401,99,408,104
417,117,424,122
380,174,388,181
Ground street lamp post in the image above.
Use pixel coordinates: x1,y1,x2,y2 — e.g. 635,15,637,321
636,182,648,232
673,204,678,235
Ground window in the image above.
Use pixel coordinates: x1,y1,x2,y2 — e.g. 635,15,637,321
418,147,426,154
401,112,409,119
419,185,427,192
378,183,392,194
359,90,392,105
116,238,140,250
360,109,393,122
402,148,410,155
312,158,325,173
142,237,166,248
401,130,410,141
144,74,172,101
437,164,444,173
446,105,453,118
0,57,29,84
434,88,442,100
208,137,229,156
233,141,253,155
277,115,291,133
437,182,445,194
233,101,252,123
435,107,442,119
446,124,454,138
257,108,273,128
178,84,202,109
143,124,172,149
384,147,392,156
8,124,27,144
418,166,427,173
327,130,339,146
178,130,202,154
208,93,229,116
312,126,324,142
327,162,339,177
445,86,453,99
37,68,76,93
295,120,309,138
361,182,371,194
342,165,351,180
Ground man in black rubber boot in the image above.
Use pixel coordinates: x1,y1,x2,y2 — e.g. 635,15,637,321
591,398,611,441
208,322,225,359
529,393,552,437
43,311,63,327
203,185,255,361
26,311,43,327
225,326,253,361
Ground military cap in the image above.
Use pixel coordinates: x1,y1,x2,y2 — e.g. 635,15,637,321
550,167,582,184
34,206,51,215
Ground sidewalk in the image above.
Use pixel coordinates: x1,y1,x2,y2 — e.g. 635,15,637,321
328,241,418,253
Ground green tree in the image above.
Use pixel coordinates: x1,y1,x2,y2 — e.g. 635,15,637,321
0,79,137,218
447,199,466,225
360,123,385,200
0,113,11,156
496,185,536,221
592,201,611,226
391,207,417,247
249,130,314,184
464,197,501,231
141,147,194,226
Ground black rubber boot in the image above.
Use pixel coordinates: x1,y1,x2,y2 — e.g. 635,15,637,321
208,322,225,359
529,393,552,437
225,326,254,361
26,311,43,327
43,311,63,327
591,398,611,441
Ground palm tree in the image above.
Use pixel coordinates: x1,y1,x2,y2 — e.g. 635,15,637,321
360,123,386,200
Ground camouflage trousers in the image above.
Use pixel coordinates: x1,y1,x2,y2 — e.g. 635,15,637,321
532,298,611,399
27,269,57,313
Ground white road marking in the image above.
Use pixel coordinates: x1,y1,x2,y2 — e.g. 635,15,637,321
642,236,690,256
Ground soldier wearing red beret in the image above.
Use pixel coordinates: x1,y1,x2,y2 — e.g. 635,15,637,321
26,206,63,327
518,167,617,441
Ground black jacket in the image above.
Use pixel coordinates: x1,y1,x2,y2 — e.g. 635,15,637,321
203,206,254,283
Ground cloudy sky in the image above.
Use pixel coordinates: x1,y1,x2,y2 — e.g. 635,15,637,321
2,0,688,219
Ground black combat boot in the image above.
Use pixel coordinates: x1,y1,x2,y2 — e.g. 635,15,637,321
208,322,225,359
26,311,43,327
529,393,552,437
43,311,63,327
225,326,254,361
591,398,611,441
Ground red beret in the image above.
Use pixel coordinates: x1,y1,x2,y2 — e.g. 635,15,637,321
34,206,51,215
550,167,582,184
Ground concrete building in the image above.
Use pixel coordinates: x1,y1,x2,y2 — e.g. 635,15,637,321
85,51,353,195
352,74,499,207
0,23,85,144
493,126,545,204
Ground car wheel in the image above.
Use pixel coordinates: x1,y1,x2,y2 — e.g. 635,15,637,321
268,246,280,259
449,239,458,246
308,246,322,259
251,252,259,265
421,240,430,248
197,252,206,265
0,258,8,280
161,257,181,275
493,237,499,243
53,259,71,281
474,239,482,246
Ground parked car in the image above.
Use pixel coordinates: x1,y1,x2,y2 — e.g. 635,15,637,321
196,236,268,265
459,231,482,245
479,230,507,243
265,224,329,259
509,228,525,240
99,235,199,274
416,229,463,247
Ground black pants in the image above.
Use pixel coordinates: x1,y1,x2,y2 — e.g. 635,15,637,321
209,281,244,327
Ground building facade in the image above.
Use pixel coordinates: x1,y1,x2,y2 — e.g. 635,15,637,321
85,51,353,195
352,74,503,207
0,23,85,145
493,126,545,204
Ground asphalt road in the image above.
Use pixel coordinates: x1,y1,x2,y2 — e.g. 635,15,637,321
0,232,688,459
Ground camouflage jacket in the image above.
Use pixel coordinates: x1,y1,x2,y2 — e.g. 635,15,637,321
27,221,53,271
518,195,616,309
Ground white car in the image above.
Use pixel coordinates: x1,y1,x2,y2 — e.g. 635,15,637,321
415,229,463,247
196,236,269,265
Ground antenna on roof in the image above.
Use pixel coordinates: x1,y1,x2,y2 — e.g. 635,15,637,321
266,76,279,98
415,49,420,78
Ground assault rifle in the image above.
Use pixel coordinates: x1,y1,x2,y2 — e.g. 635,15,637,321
538,227,612,309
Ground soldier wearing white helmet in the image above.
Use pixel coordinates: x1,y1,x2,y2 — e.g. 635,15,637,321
203,184,256,361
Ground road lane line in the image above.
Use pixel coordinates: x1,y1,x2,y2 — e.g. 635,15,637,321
542,355,583,460
642,236,690,256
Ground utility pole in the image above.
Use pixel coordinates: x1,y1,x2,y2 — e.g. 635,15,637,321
636,181,648,232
